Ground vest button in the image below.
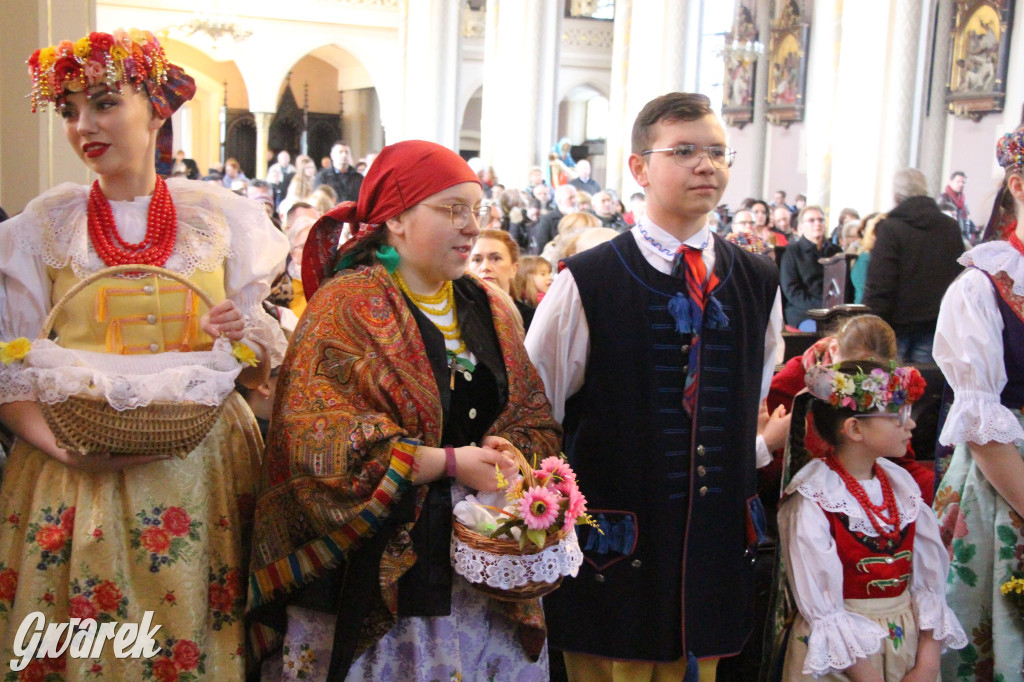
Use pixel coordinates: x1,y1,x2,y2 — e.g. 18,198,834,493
594,573,605,583
696,445,706,457
697,465,706,477
885,557,894,564
143,285,155,294
146,314,157,324
631,559,642,568
699,486,708,496
681,344,691,354
148,343,160,353
682,365,689,374
468,408,477,419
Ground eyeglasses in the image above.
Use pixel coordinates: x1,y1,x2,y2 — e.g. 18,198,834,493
421,202,491,230
641,144,736,169
733,219,755,226
855,403,913,427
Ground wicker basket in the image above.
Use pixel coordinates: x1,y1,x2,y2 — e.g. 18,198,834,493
452,443,572,602
35,264,229,459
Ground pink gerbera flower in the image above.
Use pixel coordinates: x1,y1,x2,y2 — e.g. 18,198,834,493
563,486,587,528
539,456,576,483
518,486,560,530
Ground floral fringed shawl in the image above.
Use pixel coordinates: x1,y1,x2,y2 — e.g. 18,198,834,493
247,264,561,664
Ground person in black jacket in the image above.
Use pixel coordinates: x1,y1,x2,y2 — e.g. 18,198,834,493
863,167,964,363
314,141,363,203
779,205,841,329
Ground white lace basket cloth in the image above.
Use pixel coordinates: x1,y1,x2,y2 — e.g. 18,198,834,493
25,264,243,458
451,525,583,597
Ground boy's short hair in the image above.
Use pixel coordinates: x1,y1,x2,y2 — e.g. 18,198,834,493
631,93,714,154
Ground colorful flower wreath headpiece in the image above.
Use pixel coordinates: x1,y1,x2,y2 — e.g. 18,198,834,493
997,124,1024,172
27,29,195,118
805,363,926,414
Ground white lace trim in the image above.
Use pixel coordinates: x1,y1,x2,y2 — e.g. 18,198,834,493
11,181,234,280
450,527,583,589
911,588,969,650
960,241,1024,295
801,609,887,677
939,388,1024,445
15,337,242,410
786,459,920,537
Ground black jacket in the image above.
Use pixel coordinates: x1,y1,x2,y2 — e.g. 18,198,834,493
314,166,364,204
779,236,842,325
535,208,565,250
862,196,964,334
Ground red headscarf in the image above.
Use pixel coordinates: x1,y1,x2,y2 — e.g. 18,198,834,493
301,140,481,298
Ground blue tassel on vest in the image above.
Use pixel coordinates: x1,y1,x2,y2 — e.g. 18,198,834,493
705,294,730,330
668,292,701,335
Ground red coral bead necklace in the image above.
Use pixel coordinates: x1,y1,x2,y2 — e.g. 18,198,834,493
87,177,177,266
824,455,902,541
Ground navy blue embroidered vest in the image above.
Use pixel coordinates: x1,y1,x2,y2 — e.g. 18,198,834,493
543,232,778,660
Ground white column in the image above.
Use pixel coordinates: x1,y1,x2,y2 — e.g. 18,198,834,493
750,0,771,198
604,0,633,195
804,0,843,213
253,112,273,180
878,0,922,199
479,0,559,188
400,0,461,146
919,0,953,194
612,0,693,197
0,0,94,213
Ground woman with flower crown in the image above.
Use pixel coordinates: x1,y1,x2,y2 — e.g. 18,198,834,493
246,140,562,680
932,124,1024,679
779,361,966,681
0,29,288,679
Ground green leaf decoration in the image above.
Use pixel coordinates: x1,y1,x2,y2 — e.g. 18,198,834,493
997,525,1017,547
954,564,978,587
527,528,547,550
953,540,976,565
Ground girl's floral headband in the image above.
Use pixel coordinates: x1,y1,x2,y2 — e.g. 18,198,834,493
27,29,195,118
997,124,1024,172
805,363,926,414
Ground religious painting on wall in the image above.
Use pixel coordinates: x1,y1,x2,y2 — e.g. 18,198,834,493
766,0,810,126
722,4,760,128
946,0,1015,120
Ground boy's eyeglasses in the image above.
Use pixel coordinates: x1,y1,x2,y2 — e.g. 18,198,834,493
640,144,736,169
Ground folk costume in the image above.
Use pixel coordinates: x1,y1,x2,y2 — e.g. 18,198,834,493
0,178,289,680
932,126,1024,680
932,237,1024,679
0,30,289,681
247,140,562,681
525,219,783,667
780,457,966,680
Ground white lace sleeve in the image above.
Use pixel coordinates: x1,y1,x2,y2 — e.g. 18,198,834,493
934,269,1024,445
0,204,59,404
910,502,969,649
778,492,888,677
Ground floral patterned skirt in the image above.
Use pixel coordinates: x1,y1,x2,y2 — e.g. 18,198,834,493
782,592,921,681
935,417,1024,682
0,393,261,681
258,578,548,682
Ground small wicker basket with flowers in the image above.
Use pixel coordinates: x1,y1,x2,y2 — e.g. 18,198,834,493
1,264,257,459
450,443,595,602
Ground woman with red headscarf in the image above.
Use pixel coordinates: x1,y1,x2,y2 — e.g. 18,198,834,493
247,140,561,680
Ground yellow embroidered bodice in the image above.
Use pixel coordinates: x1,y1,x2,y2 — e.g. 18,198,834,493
49,265,227,355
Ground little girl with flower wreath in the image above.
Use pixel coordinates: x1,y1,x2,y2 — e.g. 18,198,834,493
778,361,966,681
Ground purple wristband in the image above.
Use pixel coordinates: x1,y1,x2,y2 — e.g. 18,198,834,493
444,446,457,479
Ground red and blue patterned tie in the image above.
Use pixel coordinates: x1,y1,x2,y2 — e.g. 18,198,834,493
672,244,718,417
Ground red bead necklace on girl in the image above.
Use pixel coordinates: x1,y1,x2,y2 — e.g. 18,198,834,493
824,455,902,541
87,177,177,266
1008,227,1024,257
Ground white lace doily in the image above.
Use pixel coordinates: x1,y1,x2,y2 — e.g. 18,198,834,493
450,527,583,590
960,240,1024,295
21,337,242,411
